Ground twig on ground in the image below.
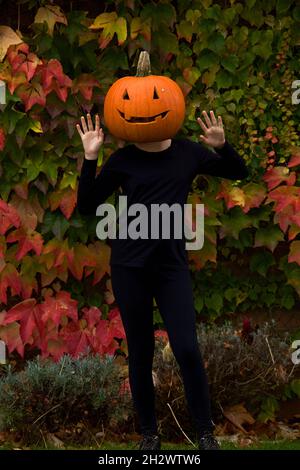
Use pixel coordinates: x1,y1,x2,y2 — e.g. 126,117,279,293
167,402,196,447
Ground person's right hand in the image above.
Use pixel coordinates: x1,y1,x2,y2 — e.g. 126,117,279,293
76,113,104,160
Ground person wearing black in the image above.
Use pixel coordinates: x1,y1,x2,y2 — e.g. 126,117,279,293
76,111,249,450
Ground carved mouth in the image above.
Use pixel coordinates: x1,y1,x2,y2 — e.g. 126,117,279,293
118,110,169,123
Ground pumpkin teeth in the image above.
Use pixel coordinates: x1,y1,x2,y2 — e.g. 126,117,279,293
118,110,169,123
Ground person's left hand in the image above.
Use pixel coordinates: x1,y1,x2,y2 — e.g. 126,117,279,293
197,110,225,149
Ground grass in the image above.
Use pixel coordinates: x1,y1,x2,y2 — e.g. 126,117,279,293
1,440,300,450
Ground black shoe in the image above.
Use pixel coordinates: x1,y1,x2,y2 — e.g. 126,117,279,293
138,434,161,450
198,432,220,450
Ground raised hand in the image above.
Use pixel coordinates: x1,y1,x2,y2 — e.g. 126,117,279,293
76,113,104,160
197,110,225,149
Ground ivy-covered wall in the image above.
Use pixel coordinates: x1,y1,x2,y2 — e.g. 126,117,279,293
0,0,300,360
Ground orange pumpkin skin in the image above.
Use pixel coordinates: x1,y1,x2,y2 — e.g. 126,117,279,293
103,75,186,143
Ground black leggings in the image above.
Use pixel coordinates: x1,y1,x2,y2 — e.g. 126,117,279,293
110,262,213,437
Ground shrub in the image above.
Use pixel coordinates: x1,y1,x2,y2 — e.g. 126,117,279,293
0,321,298,445
152,321,298,438
0,354,133,444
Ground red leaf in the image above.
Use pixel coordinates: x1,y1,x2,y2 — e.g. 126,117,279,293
263,166,293,190
96,320,119,349
2,298,42,344
71,74,101,100
0,199,21,235
68,243,97,280
40,290,78,326
288,152,300,168
266,186,300,213
0,128,6,151
14,180,29,199
82,306,102,328
107,307,126,339
60,325,91,357
7,44,41,81
0,263,22,304
15,81,46,111
0,321,24,357
288,241,300,266
6,227,43,260
42,238,73,269
154,329,169,342
288,224,300,241
46,337,68,361
85,241,111,285
216,182,245,209
9,194,39,231
40,59,72,102
49,188,76,219
274,205,295,233
0,236,6,259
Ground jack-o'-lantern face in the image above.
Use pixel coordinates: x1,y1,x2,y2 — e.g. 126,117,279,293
103,52,185,143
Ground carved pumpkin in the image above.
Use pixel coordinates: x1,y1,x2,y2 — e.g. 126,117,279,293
103,51,185,143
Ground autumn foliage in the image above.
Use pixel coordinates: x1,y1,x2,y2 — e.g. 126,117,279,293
0,1,300,361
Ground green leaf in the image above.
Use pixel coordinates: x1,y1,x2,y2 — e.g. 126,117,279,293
141,3,176,30
183,67,201,85
216,69,232,89
196,50,218,71
280,291,295,310
186,9,201,24
99,47,129,71
176,20,195,42
221,55,239,72
250,30,261,46
223,8,237,25
41,212,70,240
293,6,300,21
2,107,25,134
153,29,179,54
205,5,222,20
219,209,252,240
276,0,294,15
286,266,300,298
201,64,219,87
194,295,204,313
290,379,300,397
114,17,127,45
208,32,225,54
204,292,223,313
224,287,247,305
258,396,279,423
252,44,272,60
249,251,275,276
254,226,284,252
87,291,103,308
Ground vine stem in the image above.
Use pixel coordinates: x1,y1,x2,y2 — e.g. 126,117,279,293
17,3,20,31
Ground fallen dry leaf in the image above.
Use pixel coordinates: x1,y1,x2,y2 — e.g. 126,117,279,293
223,403,255,433
46,432,64,448
275,422,300,441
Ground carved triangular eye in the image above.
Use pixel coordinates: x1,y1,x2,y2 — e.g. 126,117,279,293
153,87,159,99
123,89,130,100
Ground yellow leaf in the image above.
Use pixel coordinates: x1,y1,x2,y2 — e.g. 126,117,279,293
30,120,43,133
59,172,77,190
78,31,98,47
0,26,23,61
130,17,142,39
34,5,67,36
115,17,127,45
89,12,118,30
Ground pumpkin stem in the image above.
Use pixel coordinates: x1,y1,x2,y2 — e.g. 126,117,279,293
136,50,151,77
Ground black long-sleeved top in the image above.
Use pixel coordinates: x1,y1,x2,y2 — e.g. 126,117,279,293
77,138,249,269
